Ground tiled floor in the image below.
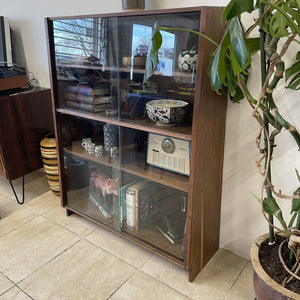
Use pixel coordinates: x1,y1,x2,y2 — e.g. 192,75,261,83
0,170,255,299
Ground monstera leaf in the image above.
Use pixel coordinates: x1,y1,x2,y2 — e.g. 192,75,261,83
262,0,300,37
209,16,253,100
286,51,300,90
222,0,255,22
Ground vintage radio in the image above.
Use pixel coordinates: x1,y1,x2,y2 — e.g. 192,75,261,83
147,133,190,176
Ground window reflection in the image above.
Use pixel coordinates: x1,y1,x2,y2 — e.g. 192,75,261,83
131,23,175,76
53,18,108,67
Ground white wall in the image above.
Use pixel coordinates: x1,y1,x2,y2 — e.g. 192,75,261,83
1,0,299,260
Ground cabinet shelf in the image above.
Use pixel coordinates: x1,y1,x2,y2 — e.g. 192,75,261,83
58,107,193,141
65,197,185,265
66,141,189,192
58,63,195,78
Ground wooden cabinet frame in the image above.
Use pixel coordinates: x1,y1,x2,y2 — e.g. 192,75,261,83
46,6,227,281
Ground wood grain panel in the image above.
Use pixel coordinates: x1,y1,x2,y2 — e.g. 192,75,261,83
184,6,227,281
0,94,24,180
0,88,54,180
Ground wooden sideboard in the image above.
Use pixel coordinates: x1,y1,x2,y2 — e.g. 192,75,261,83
0,87,54,181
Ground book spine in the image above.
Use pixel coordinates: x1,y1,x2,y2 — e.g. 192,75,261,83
135,188,139,230
65,92,94,104
119,185,127,225
66,85,109,96
126,189,136,230
66,86,95,96
66,101,107,112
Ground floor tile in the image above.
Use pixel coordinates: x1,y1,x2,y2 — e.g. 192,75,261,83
0,274,14,295
0,179,15,198
0,194,21,218
0,207,38,238
19,174,50,202
0,286,31,299
24,191,60,215
0,170,257,299
44,206,98,237
110,270,190,300
19,239,135,300
86,226,153,268
0,169,50,202
0,216,80,283
12,169,46,185
141,248,248,300
224,262,255,300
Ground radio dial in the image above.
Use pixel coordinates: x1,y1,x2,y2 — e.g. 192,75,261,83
161,138,175,154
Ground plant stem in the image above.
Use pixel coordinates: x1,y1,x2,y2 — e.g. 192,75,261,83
289,211,300,264
259,2,275,243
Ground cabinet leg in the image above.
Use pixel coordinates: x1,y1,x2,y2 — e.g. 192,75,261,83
9,176,25,205
66,208,73,216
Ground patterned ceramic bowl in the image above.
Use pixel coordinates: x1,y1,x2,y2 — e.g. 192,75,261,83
146,99,189,126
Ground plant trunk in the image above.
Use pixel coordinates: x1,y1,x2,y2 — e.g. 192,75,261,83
259,2,274,243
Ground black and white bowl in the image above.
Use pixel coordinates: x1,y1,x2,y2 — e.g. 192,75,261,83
146,99,189,126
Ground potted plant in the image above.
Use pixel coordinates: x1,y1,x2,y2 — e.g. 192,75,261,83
146,0,300,298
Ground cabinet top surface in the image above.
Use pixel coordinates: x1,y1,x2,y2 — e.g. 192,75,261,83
46,6,216,20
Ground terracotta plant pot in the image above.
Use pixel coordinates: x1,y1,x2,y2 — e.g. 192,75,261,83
40,133,60,196
250,234,299,300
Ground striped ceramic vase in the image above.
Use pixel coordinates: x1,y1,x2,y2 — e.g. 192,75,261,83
40,133,60,196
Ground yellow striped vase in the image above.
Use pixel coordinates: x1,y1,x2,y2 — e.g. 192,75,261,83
40,133,60,196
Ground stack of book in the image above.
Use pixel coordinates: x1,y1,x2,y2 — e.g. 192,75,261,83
119,180,179,231
65,84,112,113
120,180,188,247
120,180,158,230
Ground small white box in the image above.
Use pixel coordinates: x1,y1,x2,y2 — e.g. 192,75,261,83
147,133,190,176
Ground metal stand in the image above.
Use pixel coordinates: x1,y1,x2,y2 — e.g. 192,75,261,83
9,176,25,205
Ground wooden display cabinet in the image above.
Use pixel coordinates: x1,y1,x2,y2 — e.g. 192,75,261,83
46,6,227,281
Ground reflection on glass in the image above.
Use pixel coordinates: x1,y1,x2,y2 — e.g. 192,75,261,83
157,30,175,76
53,17,119,116
51,11,201,260
53,18,107,67
130,23,175,76
60,116,121,230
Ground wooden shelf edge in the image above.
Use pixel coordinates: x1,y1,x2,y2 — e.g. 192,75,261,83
57,108,192,141
65,141,189,192
57,63,194,78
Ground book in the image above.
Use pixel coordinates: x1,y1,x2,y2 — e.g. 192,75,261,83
125,180,146,230
125,180,161,230
66,84,110,96
66,100,108,112
134,181,154,230
65,93,112,105
119,180,138,226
